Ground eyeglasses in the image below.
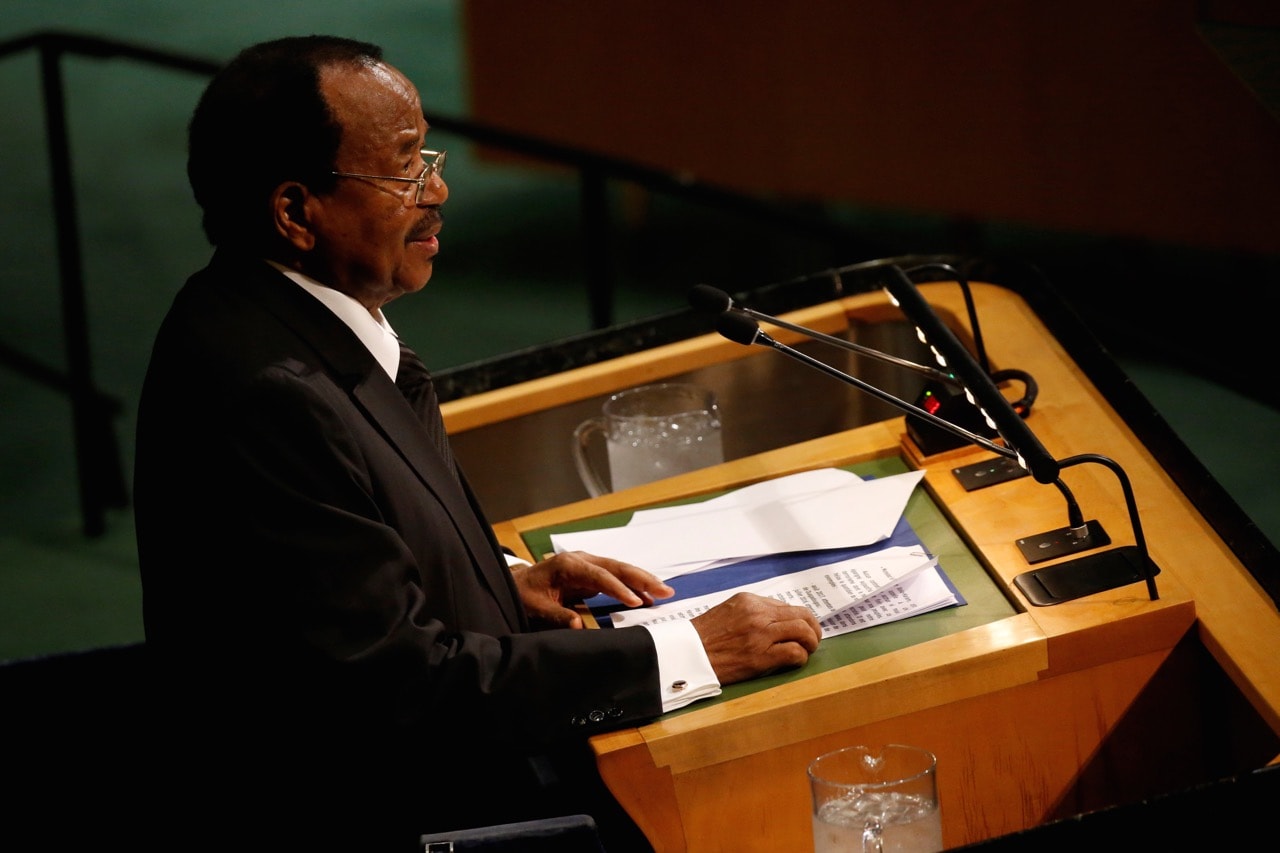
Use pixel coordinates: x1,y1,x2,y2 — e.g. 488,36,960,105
331,148,447,205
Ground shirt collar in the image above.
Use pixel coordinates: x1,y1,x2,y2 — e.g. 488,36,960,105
266,261,403,381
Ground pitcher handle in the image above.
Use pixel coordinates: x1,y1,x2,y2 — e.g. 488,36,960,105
571,417,611,498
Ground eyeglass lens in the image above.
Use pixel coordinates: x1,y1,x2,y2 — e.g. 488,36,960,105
416,150,446,203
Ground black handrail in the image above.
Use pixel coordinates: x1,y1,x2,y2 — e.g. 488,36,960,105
0,32,227,537
0,31,222,73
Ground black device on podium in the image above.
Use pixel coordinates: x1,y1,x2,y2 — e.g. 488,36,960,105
691,261,1160,605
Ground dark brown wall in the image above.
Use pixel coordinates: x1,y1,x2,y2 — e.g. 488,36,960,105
464,0,1280,255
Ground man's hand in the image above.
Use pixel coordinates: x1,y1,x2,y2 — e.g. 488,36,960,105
511,550,675,629
691,592,823,684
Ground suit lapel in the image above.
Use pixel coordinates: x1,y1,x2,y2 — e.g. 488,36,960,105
351,376,523,627
221,254,524,629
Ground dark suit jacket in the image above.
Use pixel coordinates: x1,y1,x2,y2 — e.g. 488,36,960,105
133,250,661,847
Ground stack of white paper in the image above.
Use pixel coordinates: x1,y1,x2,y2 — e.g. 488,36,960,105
549,468,964,638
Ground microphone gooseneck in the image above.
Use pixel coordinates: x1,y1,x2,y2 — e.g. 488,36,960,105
713,311,1012,459
691,284,960,387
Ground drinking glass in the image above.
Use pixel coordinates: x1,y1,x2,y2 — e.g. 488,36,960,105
572,382,723,497
807,744,941,852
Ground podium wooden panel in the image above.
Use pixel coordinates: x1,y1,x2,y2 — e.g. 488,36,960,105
444,283,1280,850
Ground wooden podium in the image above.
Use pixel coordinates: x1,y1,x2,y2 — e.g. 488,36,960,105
443,282,1280,850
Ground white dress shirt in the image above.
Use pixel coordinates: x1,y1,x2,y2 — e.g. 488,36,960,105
270,261,721,711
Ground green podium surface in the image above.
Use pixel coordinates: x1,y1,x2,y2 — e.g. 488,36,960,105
521,455,1018,708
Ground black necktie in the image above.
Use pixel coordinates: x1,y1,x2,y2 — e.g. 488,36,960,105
396,340,459,483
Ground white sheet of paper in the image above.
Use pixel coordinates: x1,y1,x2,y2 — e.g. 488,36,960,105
816,565,959,635
605,468,872,578
549,468,926,578
623,467,865,526
609,546,952,638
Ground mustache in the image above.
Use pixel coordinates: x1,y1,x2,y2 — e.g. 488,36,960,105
410,210,442,240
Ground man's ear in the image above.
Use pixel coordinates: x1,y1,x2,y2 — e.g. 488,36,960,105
271,182,317,251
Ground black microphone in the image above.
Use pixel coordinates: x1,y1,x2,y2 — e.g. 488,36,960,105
688,283,733,314
879,266,1057,484
713,311,1014,459
875,264,1159,603
690,284,959,387
689,283,1042,456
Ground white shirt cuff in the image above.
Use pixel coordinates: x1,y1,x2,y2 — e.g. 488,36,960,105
503,552,719,711
642,620,721,712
